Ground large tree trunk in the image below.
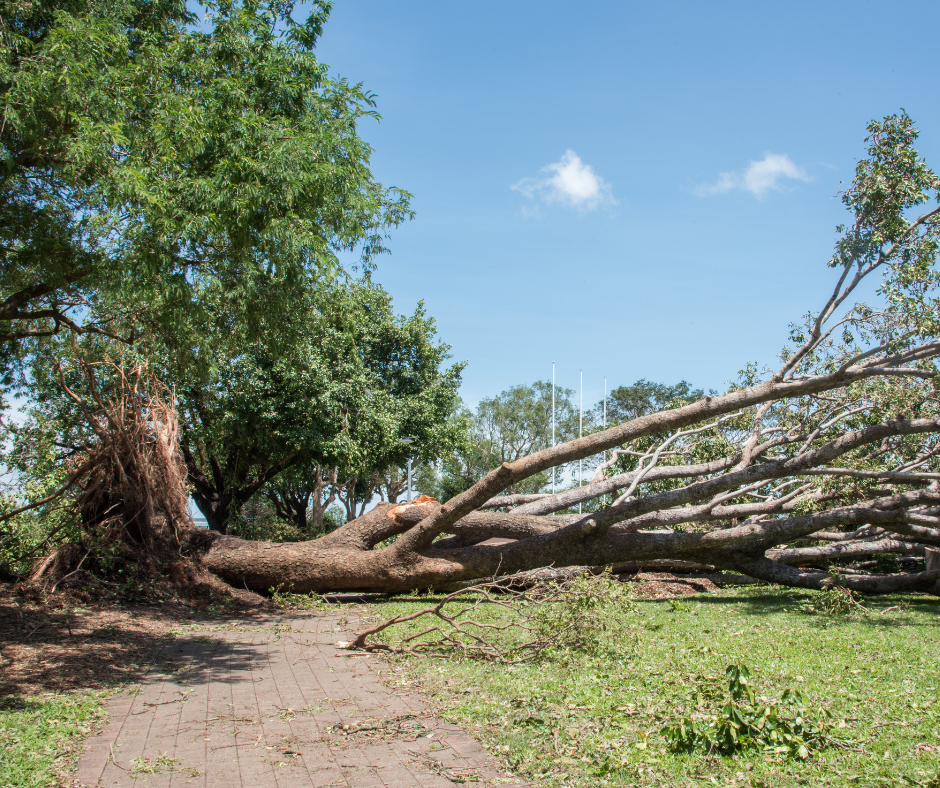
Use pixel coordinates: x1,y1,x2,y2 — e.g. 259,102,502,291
309,467,339,533
927,548,940,572
188,355,940,598
194,497,577,594
191,494,940,597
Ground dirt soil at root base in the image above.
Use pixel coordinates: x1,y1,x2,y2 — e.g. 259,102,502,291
0,585,222,698
627,572,719,599
0,582,247,787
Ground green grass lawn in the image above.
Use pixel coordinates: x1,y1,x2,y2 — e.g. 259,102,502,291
0,692,106,788
364,584,940,788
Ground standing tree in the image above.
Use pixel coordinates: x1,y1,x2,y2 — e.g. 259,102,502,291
263,465,340,537
263,403,467,532
188,114,940,597
1,0,423,570
577,379,711,507
1,0,410,377
604,380,706,424
176,281,464,533
371,459,448,504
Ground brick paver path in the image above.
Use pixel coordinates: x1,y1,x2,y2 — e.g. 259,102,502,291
74,610,525,788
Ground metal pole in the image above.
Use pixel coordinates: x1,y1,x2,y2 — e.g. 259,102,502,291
550,363,556,516
407,455,413,501
579,368,582,514
603,377,608,505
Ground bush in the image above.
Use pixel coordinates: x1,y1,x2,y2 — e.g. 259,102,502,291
663,664,831,759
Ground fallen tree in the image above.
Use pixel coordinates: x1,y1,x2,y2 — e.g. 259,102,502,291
193,402,940,595
188,113,940,597
13,113,940,600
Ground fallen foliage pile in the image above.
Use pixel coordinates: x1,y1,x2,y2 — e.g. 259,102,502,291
629,572,720,600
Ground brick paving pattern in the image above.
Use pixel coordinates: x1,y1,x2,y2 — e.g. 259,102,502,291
73,611,525,787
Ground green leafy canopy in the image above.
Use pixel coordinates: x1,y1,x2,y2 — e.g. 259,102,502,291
0,0,412,369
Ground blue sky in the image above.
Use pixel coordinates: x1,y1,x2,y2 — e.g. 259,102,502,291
312,0,940,411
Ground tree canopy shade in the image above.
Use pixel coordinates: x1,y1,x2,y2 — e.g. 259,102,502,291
0,0,410,372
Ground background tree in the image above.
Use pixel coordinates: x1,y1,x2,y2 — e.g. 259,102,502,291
371,460,446,504
604,380,706,424
176,281,463,533
263,407,468,533
580,379,712,504
436,382,579,501
226,492,344,543
263,465,340,536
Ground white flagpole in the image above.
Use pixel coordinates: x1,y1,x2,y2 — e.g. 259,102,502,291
579,368,583,514
604,376,609,506
551,362,556,495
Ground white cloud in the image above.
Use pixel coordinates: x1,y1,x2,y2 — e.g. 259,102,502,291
696,153,811,198
512,150,616,211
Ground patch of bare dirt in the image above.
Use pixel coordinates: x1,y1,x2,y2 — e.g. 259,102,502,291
629,572,719,600
0,583,266,697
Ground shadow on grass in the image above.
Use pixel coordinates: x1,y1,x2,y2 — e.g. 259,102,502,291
682,587,940,629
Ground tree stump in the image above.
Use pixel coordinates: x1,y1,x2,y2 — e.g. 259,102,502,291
926,548,940,572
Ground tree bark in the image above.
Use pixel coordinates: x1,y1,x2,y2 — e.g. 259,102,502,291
311,467,339,532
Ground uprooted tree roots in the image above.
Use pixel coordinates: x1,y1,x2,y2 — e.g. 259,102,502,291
21,359,256,604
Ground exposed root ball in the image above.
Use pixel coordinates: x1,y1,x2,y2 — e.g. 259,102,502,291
20,360,260,606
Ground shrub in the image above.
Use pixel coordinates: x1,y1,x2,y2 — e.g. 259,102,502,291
663,664,831,759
